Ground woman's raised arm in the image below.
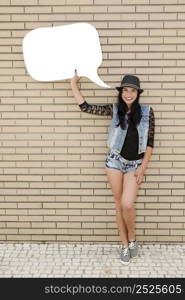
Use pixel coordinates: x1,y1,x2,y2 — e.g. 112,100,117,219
71,69,113,117
70,69,85,105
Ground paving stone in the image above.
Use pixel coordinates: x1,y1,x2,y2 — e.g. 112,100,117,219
0,243,184,277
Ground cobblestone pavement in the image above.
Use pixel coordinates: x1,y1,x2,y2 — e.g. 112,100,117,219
0,243,184,278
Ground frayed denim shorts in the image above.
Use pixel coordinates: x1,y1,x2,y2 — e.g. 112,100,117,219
105,150,143,174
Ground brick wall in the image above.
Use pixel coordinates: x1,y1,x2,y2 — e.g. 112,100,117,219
0,0,185,243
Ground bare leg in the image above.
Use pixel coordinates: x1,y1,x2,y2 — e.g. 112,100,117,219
105,168,129,248
121,172,140,242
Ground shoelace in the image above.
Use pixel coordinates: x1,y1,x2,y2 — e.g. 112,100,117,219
122,247,129,256
129,241,136,249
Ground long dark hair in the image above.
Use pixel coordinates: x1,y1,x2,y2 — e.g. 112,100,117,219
116,89,142,129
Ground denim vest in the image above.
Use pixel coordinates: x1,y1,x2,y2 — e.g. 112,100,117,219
107,103,150,154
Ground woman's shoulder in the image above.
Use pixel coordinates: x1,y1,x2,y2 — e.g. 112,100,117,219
112,102,118,112
140,104,154,110
140,104,154,112
140,104,151,113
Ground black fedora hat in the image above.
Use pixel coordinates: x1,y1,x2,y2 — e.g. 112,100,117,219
116,74,144,94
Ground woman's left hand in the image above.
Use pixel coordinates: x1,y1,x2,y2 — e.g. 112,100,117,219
134,165,145,185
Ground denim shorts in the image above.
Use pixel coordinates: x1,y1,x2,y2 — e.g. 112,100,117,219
105,150,143,174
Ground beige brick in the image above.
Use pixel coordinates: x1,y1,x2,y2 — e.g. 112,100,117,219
146,189,171,196
0,222,6,228
137,210,157,216
172,190,185,196
19,216,43,221
31,222,55,228
57,235,81,241
81,209,106,216
94,0,120,3
145,229,170,235
65,14,93,21
108,6,135,13
150,29,177,37
108,22,135,29
171,229,185,235
43,203,67,209
158,223,183,229
43,216,68,222
178,29,185,36
82,182,106,188
136,223,157,229
171,203,185,209
94,229,117,235
7,222,30,228
138,236,157,242
7,235,31,241
0,23,24,30
145,216,170,222
94,14,121,21
38,0,65,3
159,183,184,189
25,6,51,13
157,236,182,242
136,52,163,59
0,228,18,234
0,0,11,5
106,236,120,242
82,235,106,242
150,0,179,3
43,229,67,234
150,13,176,20
12,15,38,21
66,0,92,4
122,45,148,52
122,0,149,3
165,5,185,12
94,215,115,222
68,229,93,235
55,209,81,215
136,21,163,28
57,222,81,228
158,210,183,216
27,209,55,215
12,0,37,3
171,216,185,222
32,235,56,241
69,216,93,222
145,203,171,209
82,222,106,228
18,203,42,209
0,216,18,221
137,37,163,44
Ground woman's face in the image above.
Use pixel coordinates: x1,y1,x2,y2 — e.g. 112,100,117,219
121,87,138,108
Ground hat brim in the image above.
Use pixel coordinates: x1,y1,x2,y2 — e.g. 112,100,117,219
116,83,144,94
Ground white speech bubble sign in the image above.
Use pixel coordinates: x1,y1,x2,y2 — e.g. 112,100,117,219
22,22,110,88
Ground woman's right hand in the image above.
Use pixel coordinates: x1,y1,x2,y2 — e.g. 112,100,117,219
71,69,81,86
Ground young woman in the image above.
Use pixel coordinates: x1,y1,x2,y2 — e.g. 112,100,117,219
71,70,155,265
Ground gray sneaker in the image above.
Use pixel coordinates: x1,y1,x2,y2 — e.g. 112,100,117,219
120,247,130,265
129,241,139,258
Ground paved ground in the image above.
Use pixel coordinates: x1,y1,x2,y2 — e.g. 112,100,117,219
0,243,184,278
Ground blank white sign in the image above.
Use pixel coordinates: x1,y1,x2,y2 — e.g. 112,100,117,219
22,22,110,88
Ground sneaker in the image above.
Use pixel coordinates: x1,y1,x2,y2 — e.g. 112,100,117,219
120,247,130,265
129,241,139,258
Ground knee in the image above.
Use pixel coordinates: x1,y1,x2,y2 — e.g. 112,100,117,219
121,200,133,212
114,195,122,210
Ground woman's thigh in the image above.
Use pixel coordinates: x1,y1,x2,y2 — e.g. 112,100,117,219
105,167,123,200
122,172,140,208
